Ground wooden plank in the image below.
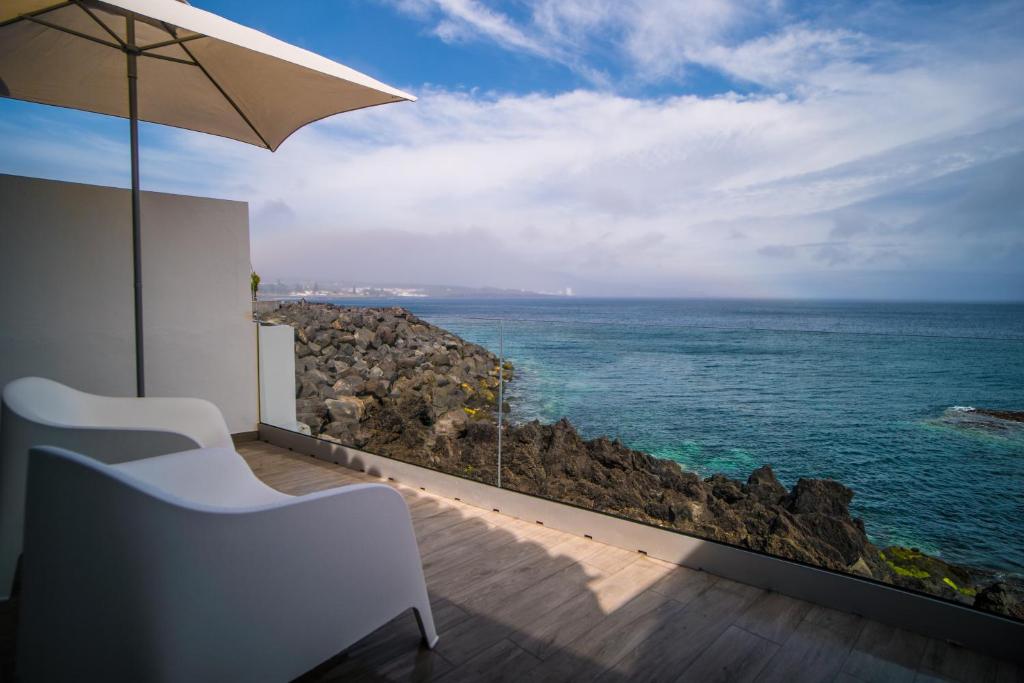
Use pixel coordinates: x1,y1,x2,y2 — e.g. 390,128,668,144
834,674,863,683
430,564,593,671
734,590,813,645
679,625,780,682
594,581,762,681
755,605,864,683
421,523,531,582
424,517,563,601
435,639,541,683
417,517,498,558
484,562,606,632
306,605,457,682
414,508,479,540
432,540,554,605
460,553,577,617
919,638,1000,683
580,542,641,574
843,620,929,683
542,535,608,566
431,611,516,667
535,592,686,682
648,562,719,607
995,660,1022,683
588,558,674,614
509,579,611,660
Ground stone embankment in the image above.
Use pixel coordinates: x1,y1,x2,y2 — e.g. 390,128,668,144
260,301,1023,620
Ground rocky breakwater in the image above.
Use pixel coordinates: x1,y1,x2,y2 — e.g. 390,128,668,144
263,301,1023,620
261,301,509,448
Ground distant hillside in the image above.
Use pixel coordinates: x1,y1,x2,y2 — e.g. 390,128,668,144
258,280,570,299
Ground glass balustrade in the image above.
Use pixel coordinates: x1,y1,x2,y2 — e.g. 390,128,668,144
257,297,1024,622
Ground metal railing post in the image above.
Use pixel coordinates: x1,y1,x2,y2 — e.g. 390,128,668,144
497,319,503,488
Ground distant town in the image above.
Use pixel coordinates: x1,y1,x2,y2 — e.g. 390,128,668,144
258,280,574,299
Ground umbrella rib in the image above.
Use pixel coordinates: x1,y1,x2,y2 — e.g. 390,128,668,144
73,0,125,48
0,1,72,29
178,41,273,150
138,34,205,52
22,15,121,50
140,52,198,67
151,18,271,149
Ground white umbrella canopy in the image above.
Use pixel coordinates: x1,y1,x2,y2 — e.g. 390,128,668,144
0,0,415,149
0,0,414,395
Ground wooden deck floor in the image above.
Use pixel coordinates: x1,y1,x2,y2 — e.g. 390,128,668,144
239,441,1022,683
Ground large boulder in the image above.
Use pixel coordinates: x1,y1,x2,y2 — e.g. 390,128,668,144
353,327,374,349
974,582,1024,620
325,396,365,423
744,465,787,504
783,478,853,517
435,409,469,436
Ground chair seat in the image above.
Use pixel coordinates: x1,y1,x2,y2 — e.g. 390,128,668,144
113,447,290,508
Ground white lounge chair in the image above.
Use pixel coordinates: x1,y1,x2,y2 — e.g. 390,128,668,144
19,445,438,682
0,376,234,599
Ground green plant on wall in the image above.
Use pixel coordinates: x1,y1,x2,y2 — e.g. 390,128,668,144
250,271,261,302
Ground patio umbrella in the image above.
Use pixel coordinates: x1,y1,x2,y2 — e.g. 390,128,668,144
0,0,415,396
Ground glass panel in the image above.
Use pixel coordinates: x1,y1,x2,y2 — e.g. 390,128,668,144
257,297,1024,621
497,313,1024,621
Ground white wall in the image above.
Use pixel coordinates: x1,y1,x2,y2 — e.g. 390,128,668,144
0,174,258,433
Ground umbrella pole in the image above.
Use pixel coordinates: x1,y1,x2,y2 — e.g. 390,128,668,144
126,17,145,397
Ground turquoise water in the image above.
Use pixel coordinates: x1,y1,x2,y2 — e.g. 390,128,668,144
324,298,1024,575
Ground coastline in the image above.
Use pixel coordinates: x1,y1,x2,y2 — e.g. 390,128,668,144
260,300,1024,620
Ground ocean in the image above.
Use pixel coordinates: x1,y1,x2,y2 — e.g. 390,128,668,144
322,297,1024,576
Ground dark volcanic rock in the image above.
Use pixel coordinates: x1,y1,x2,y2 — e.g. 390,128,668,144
263,301,1021,621
744,465,787,504
974,409,1024,423
975,582,1024,620
784,478,853,517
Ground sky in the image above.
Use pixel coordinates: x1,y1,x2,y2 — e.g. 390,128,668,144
2,0,1023,300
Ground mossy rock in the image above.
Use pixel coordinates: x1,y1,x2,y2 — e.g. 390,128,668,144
880,548,931,579
881,546,979,601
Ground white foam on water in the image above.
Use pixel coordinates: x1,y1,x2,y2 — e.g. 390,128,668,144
950,406,976,413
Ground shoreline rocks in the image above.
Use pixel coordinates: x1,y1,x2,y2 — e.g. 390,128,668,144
261,301,1023,621
974,408,1024,423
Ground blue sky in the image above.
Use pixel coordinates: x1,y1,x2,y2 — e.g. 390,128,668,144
2,0,1023,299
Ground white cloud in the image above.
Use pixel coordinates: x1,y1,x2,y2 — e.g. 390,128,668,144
128,34,1019,298
386,0,761,85
2,2,1022,299
428,0,556,58
384,0,870,89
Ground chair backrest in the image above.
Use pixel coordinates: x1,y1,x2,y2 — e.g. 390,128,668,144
1,376,104,428
2,376,233,450
0,376,231,601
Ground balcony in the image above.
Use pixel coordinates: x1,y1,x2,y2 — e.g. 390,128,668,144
235,440,1018,682
1,174,1020,679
